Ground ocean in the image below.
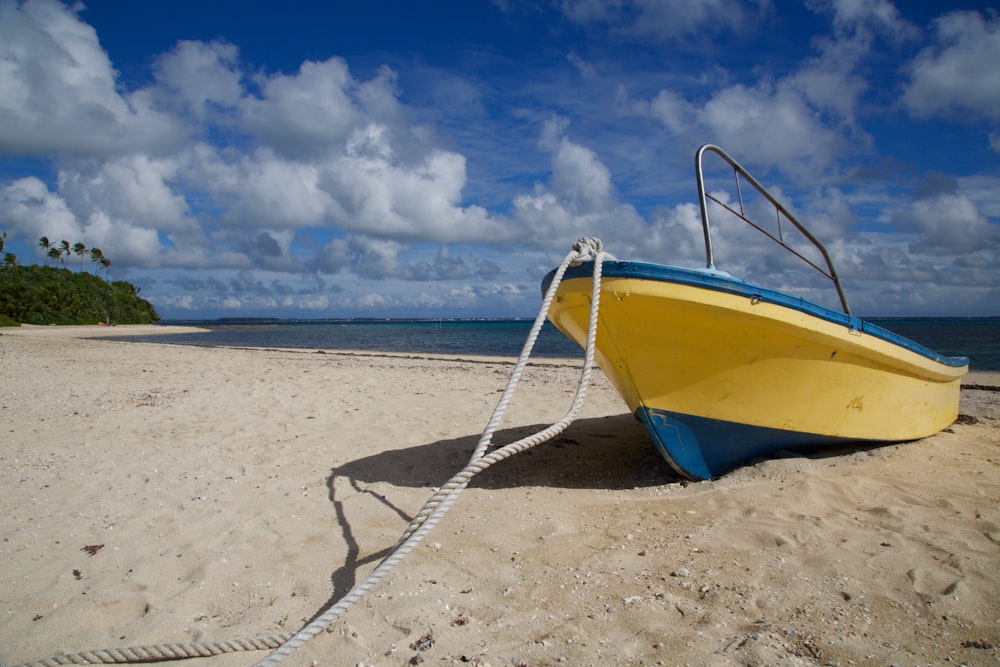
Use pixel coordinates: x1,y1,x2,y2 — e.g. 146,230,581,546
111,317,1000,371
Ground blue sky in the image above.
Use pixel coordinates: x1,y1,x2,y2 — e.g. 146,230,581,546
1,0,997,319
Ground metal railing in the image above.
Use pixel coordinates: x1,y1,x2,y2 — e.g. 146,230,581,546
695,144,851,315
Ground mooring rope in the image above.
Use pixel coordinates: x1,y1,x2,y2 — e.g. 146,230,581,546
16,238,609,667
15,636,295,666
253,237,608,667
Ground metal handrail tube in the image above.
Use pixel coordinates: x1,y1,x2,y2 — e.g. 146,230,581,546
695,144,851,315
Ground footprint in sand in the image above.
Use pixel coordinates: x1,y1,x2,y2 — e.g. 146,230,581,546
906,566,963,597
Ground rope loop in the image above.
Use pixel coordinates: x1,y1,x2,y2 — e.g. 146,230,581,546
571,237,604,264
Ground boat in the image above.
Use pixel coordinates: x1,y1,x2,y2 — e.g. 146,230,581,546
543,144,969,481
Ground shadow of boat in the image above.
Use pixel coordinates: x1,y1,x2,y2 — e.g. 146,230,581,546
313,413,679,616
328,413,681,493
312,413,896,618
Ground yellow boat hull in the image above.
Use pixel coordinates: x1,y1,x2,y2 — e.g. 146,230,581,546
546,261,968,479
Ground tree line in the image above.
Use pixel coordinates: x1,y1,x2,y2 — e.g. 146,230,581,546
36,236,111,278
0,231,158,326
1,233,111,278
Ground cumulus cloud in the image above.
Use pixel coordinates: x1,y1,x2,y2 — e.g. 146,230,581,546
153,39,243,118
902,10,1000,122
635,82,847,177
1,176,82,250
317,146,502,243
892,192,999,255
0,0,510,280
629,0,923,176
318,235,433,281
477,258,504,279
241,58,362,159
0,0,185,156
508,119,651,254
434,246,471,280
184,146,333,229
57,155,191,232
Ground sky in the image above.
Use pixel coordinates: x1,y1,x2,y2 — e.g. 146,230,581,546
0,0,998,320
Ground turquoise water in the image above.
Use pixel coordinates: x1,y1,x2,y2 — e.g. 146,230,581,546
116,319,583,358
112,317,1000,370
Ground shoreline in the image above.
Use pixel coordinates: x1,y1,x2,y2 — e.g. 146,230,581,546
2,334,998,666
4,322,998,384
0,323,208,338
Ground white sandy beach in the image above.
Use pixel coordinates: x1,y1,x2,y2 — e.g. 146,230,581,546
1,327,998,666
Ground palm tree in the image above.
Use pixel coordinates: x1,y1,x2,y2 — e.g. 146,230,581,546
73,242,88,271
48,247,63,266
39,236,52,263
89,247,104,274
2,234,15,270
59,240,71,260
100,256,111,281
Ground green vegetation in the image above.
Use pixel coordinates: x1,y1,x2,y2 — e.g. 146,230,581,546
0,233,159,325
0,265,159,325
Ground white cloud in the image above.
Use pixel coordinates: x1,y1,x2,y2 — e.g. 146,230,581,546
902,10,1000,121
892,192,999,256
79,208,165,267
2,165,193,270
0,176,82,250
0,1,508,273
639,89,690,136
317,146,502,243
787,32,871,125
512,124,649,254
627,0,929,176
636,82,847,176
57,155,191,232
958,173,1000,220
153,40,244,117
628,0,916,178
643,202,708,265
704,84,844,168
183,146,333,229
0,0,185,156
549,136,615,212
240,58,362,159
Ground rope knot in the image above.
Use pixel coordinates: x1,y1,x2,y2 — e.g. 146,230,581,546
572,237,604,265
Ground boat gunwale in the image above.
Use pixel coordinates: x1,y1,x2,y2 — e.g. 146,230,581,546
546,259,969,370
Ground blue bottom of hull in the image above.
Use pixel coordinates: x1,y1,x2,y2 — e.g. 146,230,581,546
635,406,867,480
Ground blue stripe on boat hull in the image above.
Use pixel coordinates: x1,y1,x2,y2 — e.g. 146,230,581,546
549,261,968,369
635,406,867,480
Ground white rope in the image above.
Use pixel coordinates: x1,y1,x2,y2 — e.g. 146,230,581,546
14,635,295,667
252,237,608,667
394,236,607,547
16,238,609,667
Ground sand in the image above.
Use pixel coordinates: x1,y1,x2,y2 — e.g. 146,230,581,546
1,327,998,667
